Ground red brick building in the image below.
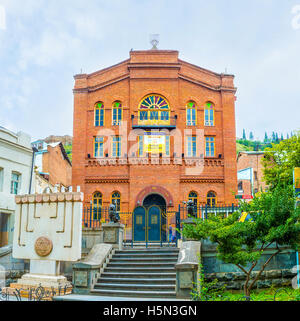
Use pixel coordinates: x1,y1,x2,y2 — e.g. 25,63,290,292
32,140,72,189
237,151,267,197
72,49,237,215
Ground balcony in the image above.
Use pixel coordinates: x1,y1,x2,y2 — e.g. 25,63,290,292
131,115,177,129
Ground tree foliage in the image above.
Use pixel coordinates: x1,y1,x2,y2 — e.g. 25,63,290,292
262,132,300,189
182,185,300,296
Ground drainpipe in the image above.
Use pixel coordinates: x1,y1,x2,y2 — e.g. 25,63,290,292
29,147,38,194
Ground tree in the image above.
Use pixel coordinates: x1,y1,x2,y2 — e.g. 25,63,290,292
271,132,276,142
262,132,300,190
182,185,300,297
242,129,246,140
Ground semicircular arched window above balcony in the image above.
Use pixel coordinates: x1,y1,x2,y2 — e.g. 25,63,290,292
138,94,170,125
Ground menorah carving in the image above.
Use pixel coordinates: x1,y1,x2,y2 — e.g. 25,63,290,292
8,187,83,295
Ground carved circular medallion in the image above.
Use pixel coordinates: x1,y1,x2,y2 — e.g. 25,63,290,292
34,237,53,257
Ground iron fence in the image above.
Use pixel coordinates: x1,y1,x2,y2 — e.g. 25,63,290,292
178,203,240,220
0,284,72,301
82,204,240,247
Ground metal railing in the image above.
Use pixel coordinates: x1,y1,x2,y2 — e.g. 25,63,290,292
178,203,240,220
82,204,240,247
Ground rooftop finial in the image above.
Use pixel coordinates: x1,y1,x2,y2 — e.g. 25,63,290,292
150,34,159,50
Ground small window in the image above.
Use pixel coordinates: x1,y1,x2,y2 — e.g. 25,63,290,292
92,192,102,220
112,136,121,158
188,191,198,206
94,137,104,158
112,101,122,126
207,191,217,207
187,136,197,157
112,191,121,212
11,172,21,195
254,171,258,180
238,182,243,192
95,102,104,127
205,137,215,157
138,136,144,157
204,102,214,126
186,101,196,126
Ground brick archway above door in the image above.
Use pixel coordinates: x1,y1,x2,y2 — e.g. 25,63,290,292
135,185,174,207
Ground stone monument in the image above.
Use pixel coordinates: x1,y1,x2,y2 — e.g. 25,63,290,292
100,202,124,250
7,187,83,295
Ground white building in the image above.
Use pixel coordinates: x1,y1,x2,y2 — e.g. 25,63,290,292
0,126,33,247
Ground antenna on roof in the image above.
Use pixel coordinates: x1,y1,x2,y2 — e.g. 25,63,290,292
150,34,159,50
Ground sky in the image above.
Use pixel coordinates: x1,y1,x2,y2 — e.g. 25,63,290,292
0,0,299,141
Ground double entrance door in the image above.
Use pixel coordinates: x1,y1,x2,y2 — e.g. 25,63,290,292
133,205,161,242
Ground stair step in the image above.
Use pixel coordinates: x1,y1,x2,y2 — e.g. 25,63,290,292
98,278,176,284
110,258,177,263
91,289,176,298
117,249,178,252
100,272,176,278
94,283,175,291
114,253,178,258
107,262,175,267
104,267,175,273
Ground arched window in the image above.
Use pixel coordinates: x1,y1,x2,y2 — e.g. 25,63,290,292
186,101,197,126
93,192,102,208
112,101,122,126
138,94,170,125
92,192,102,220
204,102,214,126
111,191,121,212
207,191,217,207
95,102,104,127
188,191,198,206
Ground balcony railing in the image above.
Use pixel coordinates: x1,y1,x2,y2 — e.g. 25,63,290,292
131,115,177,129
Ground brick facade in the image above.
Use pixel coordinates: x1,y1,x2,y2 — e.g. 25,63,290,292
237,151,267,196
42,143,72,187
72,50,238,211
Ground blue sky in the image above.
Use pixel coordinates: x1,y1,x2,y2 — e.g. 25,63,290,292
0,0,299,141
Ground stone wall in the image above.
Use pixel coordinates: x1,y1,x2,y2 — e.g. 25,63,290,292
0,246,29,286
201,240,297,290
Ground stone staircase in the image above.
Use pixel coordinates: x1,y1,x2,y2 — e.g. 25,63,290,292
91,247,179,298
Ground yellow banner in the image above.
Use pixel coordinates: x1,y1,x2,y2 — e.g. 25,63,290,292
144,135,166,154
295,168,300,189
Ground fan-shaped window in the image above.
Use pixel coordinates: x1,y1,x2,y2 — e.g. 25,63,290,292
112,191,121,212
204,102,214,126
188,191,198,206
138,94,170,125
95,102,104,127
207,191,217,207
112,101,122,126
186,101,197,126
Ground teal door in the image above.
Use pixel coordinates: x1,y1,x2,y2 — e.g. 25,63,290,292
133,206,161,242
148,205,161,242
133,206,146,242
